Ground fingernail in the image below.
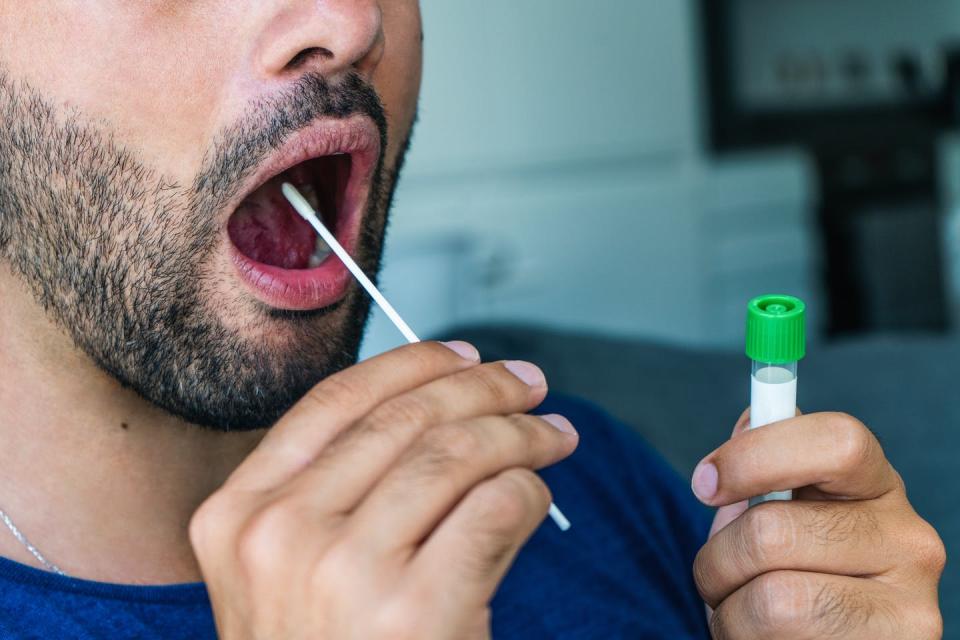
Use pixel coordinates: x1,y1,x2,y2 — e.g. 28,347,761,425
504,361,546,387
539,414,578,436
691,462,719,502
440,341,480,362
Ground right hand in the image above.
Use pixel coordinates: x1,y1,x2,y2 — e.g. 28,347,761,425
189,341,579,639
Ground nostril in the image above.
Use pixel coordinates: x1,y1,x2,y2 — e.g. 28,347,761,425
285,47,333,72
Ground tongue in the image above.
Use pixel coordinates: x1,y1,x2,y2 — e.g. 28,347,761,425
228,178,318,269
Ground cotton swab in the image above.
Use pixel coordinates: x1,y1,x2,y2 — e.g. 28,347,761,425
281,184,419,344
282,183,572,532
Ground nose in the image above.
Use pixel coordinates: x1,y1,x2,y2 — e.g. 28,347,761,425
256,0,385,80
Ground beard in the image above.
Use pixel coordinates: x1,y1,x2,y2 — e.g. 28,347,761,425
0,70,409,431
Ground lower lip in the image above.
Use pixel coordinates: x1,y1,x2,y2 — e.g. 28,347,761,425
229,244,353,311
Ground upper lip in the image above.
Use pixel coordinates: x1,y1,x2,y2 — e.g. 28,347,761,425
225,115,380,223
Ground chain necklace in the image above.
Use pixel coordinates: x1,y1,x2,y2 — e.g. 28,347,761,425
0,508,65,576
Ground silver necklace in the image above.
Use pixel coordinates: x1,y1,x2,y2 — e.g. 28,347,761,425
0,508,65,576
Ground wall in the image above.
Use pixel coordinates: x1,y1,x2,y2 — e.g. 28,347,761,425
405,0,700,175
361,0,820,358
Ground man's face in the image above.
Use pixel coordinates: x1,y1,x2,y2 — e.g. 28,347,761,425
0,2,423,429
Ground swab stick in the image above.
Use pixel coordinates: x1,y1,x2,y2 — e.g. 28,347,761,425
283,183,571,532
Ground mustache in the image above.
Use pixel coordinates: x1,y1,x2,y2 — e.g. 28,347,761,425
192,72,388,209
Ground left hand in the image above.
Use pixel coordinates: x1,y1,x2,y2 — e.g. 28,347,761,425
691,410,946,639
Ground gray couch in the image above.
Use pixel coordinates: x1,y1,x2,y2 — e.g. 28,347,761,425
444,325,960,633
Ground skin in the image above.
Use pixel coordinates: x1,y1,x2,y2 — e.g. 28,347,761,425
0,0,426,582
692,409,946,639
0,1,945,638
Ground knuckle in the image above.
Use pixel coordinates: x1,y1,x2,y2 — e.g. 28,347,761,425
506,412,544,433
912,521,947,575
807,503,879,545
691,548,716,604
188,497,223,552
400,424,482,490
371,598,424,640
477,473,528,530
504,413,544,454
460,529,517,583
365,392,435,432
743,504,797,567
463,363,518,406
828,412,874,470
749,571,809,630
420,423,482,468
893,470,908,492
423,340,476,368
302,373,369,413
505,467,552,511
476,469,545,528
310,537,361,594
189,492,243,553
908,603,944,640
708,606,733,640
457,472,547,581
234,502,297,571
409,341,452,372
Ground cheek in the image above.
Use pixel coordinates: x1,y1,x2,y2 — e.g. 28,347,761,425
374,5,423,166
0,4,228,184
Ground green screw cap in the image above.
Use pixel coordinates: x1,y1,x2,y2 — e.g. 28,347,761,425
746,295,806,364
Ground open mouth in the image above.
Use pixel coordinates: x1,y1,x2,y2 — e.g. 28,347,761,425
222,117,380,311
227,154,350,270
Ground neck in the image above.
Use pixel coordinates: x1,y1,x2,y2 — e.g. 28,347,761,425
0,271,264,584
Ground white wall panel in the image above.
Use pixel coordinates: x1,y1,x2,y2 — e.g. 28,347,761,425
405,0,699,177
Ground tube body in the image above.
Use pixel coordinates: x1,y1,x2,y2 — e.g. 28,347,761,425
748,361,798,506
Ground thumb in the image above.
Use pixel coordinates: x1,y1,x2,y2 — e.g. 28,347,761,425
703,408,750,538
703,406,803,538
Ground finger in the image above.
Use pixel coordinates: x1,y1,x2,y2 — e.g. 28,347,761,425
228,341,481,491
284,360,550,512
708,500,748,539
695,500,901,608
350,413,577,552
709,407,760,536
732,407,751,434
691,412,901,508
464,610,492,640
403,468,552,631
704,406,801,539
709,570,938,640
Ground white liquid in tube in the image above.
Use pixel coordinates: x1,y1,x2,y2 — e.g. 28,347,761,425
749,364,797,506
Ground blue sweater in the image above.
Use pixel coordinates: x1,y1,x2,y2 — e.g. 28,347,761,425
0,395,711,639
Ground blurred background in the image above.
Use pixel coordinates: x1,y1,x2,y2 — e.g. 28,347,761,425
360,0,960,629
362,0,960,356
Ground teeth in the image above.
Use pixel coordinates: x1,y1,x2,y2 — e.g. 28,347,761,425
293,182,335,268
308,234,332,268
314,234,332,255
298,182,321,211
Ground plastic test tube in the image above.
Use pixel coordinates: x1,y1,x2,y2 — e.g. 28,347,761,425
745,295,806,507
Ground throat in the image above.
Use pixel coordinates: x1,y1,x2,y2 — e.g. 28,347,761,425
228,154,347,270
228,176,320,269
0,324,267,584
